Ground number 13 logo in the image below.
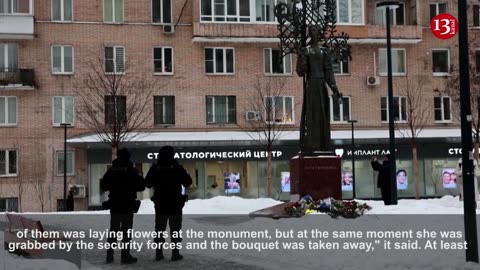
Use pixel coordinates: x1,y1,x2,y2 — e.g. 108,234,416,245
431,13,458,40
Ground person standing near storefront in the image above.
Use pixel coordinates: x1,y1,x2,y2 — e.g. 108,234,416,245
145,145,192,261
101,148,145,264
455,157,480,202
371,154,391,204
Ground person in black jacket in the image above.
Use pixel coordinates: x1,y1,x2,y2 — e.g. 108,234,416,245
371,154,391,205
145,146,192,261
101,148,145,264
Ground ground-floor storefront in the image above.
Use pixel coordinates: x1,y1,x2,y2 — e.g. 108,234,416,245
76,135,467,209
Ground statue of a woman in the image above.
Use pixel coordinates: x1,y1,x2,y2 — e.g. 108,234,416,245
296,25,343,154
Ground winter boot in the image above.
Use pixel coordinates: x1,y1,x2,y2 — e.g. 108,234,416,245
121,249,138,265
171,249,183,261
156,247,164,261
106,249,114,264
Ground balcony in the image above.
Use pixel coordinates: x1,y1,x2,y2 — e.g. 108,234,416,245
0,68,35,89
0,0,34,39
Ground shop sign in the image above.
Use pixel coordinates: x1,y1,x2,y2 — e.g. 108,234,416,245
448,148,476,155
335,148,391,157
147,150,284,160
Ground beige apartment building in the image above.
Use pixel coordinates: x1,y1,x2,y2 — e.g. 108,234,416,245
0,0,475,212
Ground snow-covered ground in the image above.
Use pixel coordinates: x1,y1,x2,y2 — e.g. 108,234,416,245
3,195,480,270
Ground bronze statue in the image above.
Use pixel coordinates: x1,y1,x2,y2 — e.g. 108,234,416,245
296,26,343,154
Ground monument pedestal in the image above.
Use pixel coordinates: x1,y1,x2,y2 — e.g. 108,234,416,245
290,155,342,201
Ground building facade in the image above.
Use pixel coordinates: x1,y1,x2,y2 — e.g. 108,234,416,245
0,0,475,211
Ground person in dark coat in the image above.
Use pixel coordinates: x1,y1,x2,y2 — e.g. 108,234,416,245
66,186,75,211
371,154,391,205
145,146,192,261
101,148,145,264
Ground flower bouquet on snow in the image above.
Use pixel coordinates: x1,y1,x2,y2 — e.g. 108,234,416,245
284,195,372,218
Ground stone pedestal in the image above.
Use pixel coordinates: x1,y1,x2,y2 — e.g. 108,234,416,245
290,155,342,200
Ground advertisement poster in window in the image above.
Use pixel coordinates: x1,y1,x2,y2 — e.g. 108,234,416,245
396,169,408,190
281,172,290,193
224,172,240,194
442,168,457,189
341,170,353,191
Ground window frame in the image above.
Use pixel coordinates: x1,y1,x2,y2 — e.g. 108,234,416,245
151,0,173,24
52,96,74,127
104,46,125,74
429,2,447,21
0,96,17,126
264,96,295,125
375,1,405,25
153,47,174,75
206,95,237,124
51,45,74,75
56,150,75,176
329,95,351,123
379,48,407,76
255,0,286,23
0,43,18,71
51,0,73,22
0,149,17,177
336,0,365,25
263,48,292,75
103,0,124,24
434,96,452,123
431,48,450,76
332,57,350,75
104,95,127,126
381,96,408,123
205,47,235,75
153,95,175,125
200,0,251,22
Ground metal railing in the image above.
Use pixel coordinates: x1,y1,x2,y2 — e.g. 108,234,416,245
0,68,34,87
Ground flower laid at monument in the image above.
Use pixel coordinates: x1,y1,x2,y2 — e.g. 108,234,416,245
284,195,372,218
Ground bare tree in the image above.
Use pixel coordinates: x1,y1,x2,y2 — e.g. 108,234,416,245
396,76,432,199
32,147,48,212
445,37,480,160
241,76,292,198
13,140,25,212
74,57,159,160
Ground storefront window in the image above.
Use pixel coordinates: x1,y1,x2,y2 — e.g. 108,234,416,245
424,158,461,197
258,160,290,200
204,160,258,198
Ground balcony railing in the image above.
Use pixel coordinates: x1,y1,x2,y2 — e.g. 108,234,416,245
0,0,34,39
0,68,34,88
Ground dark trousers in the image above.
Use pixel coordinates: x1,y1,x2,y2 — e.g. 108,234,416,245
107,213,133,255
380,185,391,205
154,211,182,247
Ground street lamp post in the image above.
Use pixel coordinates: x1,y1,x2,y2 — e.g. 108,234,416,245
348,120,358,199
60,123,71,211
377,1,400,205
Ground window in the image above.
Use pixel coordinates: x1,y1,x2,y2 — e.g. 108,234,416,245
0,44,17,71
337,0,363,24
52,0,73,21
0,96,16,125
206,96,236,124
152,0,172,24
154,96,175,125
264,96,294,124
434,96,451,122
0,197,18,212
264,48,291,74
432,49,449,75
475,50,480,74
332,58,349,75
474,4,480,27
52,45,73,74
379,48,406,75
153,47,173,74
104,46,125,74
0,0,18,14
429,3,447,21
0,149,17,176
104,0,123,23
329,96,351,123
375,2,404,25
381,96,407,122
255,0,286,22
201,0,250,22
56,150,74,175
104,95,126,125
205,48,234,74
53,96,74,126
